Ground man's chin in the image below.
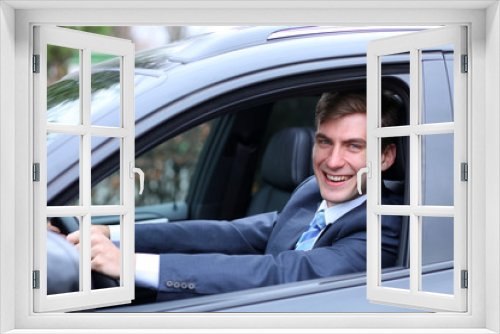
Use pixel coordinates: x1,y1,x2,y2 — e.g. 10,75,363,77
321,191,358,207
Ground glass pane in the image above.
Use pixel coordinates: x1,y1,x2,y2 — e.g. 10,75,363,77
47,133,80,206
421,133,454,206
380,215,409,291
47,216,81,295
381,136,409,204
381,52,410,127
91,51,121,128
47,45,80,125
91,215,121,290
91,136,121,206
134,121,212,207
421,45,454,124
421,216,454,294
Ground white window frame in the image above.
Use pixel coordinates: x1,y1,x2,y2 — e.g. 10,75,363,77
366,26,468,312
1,2,498,333
33,25,136,312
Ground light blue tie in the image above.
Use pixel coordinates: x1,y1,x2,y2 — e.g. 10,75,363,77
295,209,327,251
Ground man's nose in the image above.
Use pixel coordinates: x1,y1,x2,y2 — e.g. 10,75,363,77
326,147,345,170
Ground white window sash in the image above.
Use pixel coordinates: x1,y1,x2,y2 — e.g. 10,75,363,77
33,25,136,312
366,25,468,312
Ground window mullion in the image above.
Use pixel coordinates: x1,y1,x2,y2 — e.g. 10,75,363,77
409,214,420,293
408,47,421,295
81,47,92,294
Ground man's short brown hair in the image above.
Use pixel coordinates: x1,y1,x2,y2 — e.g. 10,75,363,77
315,92,367,127
315,91,402,149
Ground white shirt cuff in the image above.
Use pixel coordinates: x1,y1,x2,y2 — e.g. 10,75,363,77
109,225,121,247
135,253,160,289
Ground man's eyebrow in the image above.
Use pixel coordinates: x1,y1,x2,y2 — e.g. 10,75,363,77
315,132,329,140
344,138,367,144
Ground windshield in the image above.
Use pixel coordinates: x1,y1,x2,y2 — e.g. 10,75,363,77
46,38,198,131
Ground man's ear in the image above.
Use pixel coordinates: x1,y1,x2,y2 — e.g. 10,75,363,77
381,143,396,172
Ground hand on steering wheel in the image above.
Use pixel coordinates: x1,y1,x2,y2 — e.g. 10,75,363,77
48,217,119,289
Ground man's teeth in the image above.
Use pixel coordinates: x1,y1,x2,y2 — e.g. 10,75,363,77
326,175,350,182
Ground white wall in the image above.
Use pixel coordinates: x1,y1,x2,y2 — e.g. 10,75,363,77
485,2,500,333
0,2,16,334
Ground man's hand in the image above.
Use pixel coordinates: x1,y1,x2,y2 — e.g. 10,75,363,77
90,224,111,239
89,233,121,280
67,225,119,280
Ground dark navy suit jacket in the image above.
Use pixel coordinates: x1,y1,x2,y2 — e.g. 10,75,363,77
135,176,403,301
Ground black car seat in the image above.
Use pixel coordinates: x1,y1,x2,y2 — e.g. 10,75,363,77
246,127,315,216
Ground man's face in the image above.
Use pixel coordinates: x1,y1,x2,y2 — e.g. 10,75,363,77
313,113,368,207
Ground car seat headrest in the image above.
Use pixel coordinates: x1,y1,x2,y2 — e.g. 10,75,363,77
261,127,315,192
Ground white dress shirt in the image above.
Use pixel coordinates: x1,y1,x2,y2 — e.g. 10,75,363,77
110,225,160,289
320,194,367,229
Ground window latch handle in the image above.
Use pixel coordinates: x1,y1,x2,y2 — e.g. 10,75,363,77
129,162,144,195
357,162,371,195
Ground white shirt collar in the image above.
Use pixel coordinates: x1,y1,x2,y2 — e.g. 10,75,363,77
317,195,367,225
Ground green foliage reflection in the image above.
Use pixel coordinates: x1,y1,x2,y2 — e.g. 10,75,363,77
91,121,212,207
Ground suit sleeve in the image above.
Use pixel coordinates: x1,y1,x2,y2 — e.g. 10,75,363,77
155,231,368,301
134,211,279,255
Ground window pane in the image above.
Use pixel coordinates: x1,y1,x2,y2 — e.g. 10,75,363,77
380,215,409,290
381,136,409,205
421,216,454,294
421,133,454,206
91,51,120,128
91,215,121,291
47,45,80,125
421,45,454,124
47,216,81,295
91,136,121,206
47,133,80,206
381,52,410,127
421,216,454,265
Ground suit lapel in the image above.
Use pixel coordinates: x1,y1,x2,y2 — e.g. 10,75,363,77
265,206,316,255
313,202,366,248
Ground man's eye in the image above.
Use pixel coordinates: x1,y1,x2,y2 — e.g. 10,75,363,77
318,139,330,145
349,144,362,150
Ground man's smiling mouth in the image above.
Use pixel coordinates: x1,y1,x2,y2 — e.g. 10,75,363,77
326,174,352,182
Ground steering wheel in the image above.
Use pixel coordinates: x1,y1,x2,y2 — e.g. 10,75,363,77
49,217,120,290
49,216,79,235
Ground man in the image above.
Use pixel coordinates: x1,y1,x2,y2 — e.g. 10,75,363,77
65,91,402,301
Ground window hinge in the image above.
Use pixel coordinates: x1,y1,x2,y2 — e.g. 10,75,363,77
461,270,468,289
33,270,40,289
461,54,468,73
33,54,40,73
33,163,40,182
461,162,468,181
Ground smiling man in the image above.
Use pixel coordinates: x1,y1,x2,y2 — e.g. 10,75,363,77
313,92,396,206
65,91,403,301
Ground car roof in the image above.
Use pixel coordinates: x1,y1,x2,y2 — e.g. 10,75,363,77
166,26,430,64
